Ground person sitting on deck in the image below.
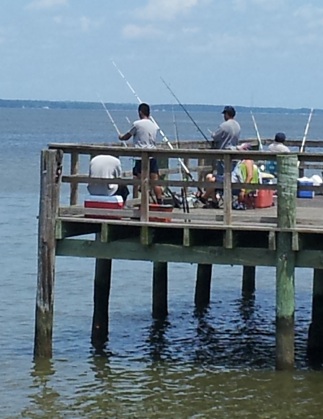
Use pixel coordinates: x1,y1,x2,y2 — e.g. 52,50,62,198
87,154,129,203
231,158,262,209
265,132,290,176
196,143,253,208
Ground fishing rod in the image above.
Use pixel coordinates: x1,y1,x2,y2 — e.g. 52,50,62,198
250,111,263,151
97,95,127,147
172,105,180,149
300,108,314,153
160,77,210,143
111,60,196,183
112,60,174,147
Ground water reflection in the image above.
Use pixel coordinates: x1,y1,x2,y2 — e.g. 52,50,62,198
146,318,171,362
23,359,63,419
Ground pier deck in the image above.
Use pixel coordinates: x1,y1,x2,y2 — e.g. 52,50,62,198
34,142,323,369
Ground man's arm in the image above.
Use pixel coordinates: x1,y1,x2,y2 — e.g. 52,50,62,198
211,128,224,148
118,132,132,142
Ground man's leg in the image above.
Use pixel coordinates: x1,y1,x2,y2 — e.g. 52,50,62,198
150,158,163,204
150,173,163,203
132,161,141,198
114,185,130,203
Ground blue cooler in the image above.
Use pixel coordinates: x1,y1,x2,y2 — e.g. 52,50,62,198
297,180,314,198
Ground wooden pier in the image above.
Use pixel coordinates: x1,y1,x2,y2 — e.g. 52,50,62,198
34,141,323,369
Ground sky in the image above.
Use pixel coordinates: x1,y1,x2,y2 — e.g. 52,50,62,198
1,0,323,109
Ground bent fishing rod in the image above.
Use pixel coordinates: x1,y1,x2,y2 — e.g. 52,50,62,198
160,77,210,143
300,108,314,153
250,110,263,151
97,94,127,147
111,60,196,182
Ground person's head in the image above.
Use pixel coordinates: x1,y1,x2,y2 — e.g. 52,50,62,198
222,105,236,121
138,103,150,119
274,132,286,143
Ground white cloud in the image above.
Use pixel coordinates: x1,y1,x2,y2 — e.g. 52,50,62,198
294,5,323,28
53,15,104,32
232,0,285,12
26,0,68,10
138,0,201,21
122,24,162,39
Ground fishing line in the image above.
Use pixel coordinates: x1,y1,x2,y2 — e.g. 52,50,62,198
160,77,210,143
97,94,127,147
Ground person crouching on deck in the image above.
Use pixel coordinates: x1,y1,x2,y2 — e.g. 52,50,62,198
118,103,163,204
87,155,129,203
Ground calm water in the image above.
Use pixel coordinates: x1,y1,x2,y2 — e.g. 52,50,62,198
1,107,323,418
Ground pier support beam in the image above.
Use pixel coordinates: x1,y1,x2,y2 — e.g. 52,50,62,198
91,259,112,350
308,269,323,365
275,154,297,370
195,264,212,310
152,262,168,319
34,149,63,358
242,266,256,296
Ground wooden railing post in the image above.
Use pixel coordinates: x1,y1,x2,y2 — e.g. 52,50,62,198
34,149,63,358
275,153,298,370
140,151,150,222
223,154,232,226
70,152,79,205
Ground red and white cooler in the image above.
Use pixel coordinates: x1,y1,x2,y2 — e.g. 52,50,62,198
84,195,124,219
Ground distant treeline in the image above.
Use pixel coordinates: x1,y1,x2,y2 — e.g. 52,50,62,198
0,99,319,114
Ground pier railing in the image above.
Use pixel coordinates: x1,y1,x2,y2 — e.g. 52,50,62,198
47,142,323,230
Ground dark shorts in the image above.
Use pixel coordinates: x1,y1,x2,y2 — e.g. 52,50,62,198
214,175,239,196
216,160,237,176
113,185,130,203
132,158,159,177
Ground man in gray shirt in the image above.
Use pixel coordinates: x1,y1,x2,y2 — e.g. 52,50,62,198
211,105,241,150
211,105,241,175
118,103,163,203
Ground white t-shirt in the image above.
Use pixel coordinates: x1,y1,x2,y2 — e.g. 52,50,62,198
268,142,290,152
87,155,122,196
130,118,158,149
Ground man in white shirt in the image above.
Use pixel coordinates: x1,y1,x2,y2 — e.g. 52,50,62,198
268,132,290,152
87,155,129,203
118,103,163,204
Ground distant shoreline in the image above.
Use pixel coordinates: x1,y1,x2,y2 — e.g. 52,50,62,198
0,99,319,114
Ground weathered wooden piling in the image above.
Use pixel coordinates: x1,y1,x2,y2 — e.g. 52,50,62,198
242,266,256,295
194,264,212,310
70,151,79,205
153,262,168,319
275,154,298,370
34,149,62,358
307,269,323,363
91,259,112,349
